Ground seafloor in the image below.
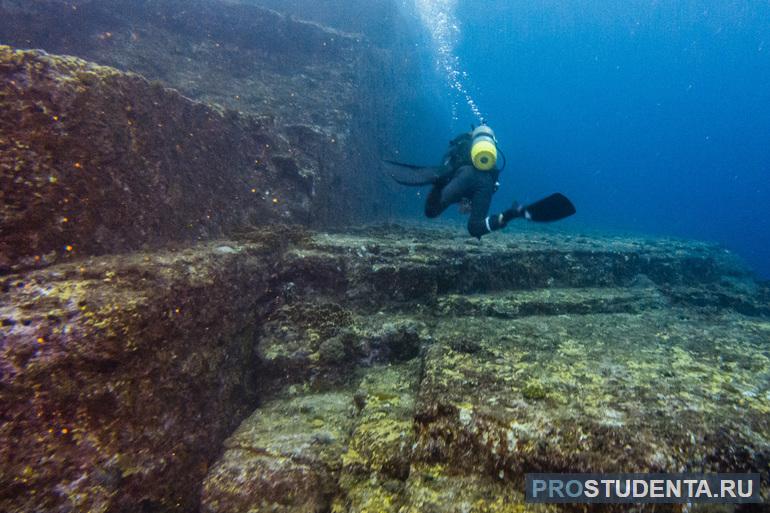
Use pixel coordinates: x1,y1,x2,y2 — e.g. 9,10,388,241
2,224,768,512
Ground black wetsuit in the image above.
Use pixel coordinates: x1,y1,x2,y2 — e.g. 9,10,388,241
425,133,515,238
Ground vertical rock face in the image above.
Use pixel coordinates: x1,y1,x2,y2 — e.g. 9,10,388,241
0,235,290,512
0,46,310,270
0,0,402,227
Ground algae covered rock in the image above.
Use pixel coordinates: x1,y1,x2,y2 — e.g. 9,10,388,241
204,227,769,512
0,46,310,270
0,232,297,512
0,0,402,230
255,300,358,388
413,313,770,484
3,225,768,512
201,362,422,513
371,321,423,361
201,390,357,513
333,363,420,513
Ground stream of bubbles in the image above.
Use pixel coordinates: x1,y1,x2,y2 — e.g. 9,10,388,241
414,0,484,123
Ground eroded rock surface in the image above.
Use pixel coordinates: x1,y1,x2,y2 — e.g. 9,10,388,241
0,227,308,512
204,226,769,513
201,390,357,513
0,0,402,228
0,46,311,270
2,225,768,512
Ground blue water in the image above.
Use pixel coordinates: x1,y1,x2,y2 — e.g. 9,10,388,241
403,0,770,279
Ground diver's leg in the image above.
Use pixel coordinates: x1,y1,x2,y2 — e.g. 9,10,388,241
425,185,446,218
425,166,474,218
467,172,521,238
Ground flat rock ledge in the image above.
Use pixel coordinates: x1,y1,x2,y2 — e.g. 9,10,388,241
1,225,768,512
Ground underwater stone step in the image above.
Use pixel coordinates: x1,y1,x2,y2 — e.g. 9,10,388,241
334,362,420,513
435,287,669,318
2,226,766,512
201,362,420,513
255,298,427,392
200,390,357,513
662,285,770,317
412,313,770,501
290,230,752,301
399,465,559,513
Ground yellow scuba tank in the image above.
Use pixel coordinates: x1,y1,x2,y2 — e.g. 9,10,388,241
470,125,498,171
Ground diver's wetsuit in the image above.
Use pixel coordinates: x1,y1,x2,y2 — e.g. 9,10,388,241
425,133,515,238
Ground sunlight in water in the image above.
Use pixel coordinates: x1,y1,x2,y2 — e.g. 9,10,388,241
414,0,484,122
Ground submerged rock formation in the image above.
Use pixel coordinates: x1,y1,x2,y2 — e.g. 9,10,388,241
0,0,403,228
200,227,770,513
0,46,311,271
0,227,310,512
2,224,767,512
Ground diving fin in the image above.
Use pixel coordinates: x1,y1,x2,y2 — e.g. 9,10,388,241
384,160,446,186
521,193,576,222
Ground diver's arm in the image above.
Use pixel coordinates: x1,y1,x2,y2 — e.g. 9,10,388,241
443,133,472,168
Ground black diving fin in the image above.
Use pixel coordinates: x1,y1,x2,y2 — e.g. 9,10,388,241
383,160,446,186
520,193,576,222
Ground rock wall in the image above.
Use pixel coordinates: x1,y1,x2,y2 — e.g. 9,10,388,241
0,227,310,512
0,0,403,229
0,47,311,271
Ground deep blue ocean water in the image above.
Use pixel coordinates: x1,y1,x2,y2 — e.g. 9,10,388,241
398,0,770,279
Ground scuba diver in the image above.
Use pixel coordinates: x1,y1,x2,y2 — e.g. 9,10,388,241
385,123,576,238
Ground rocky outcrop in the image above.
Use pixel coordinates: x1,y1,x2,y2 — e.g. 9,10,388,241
0,227,314,512
2,225,768,512
1,0,360,123
200,227,769,513
0,0,403,227
0,46,311,271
